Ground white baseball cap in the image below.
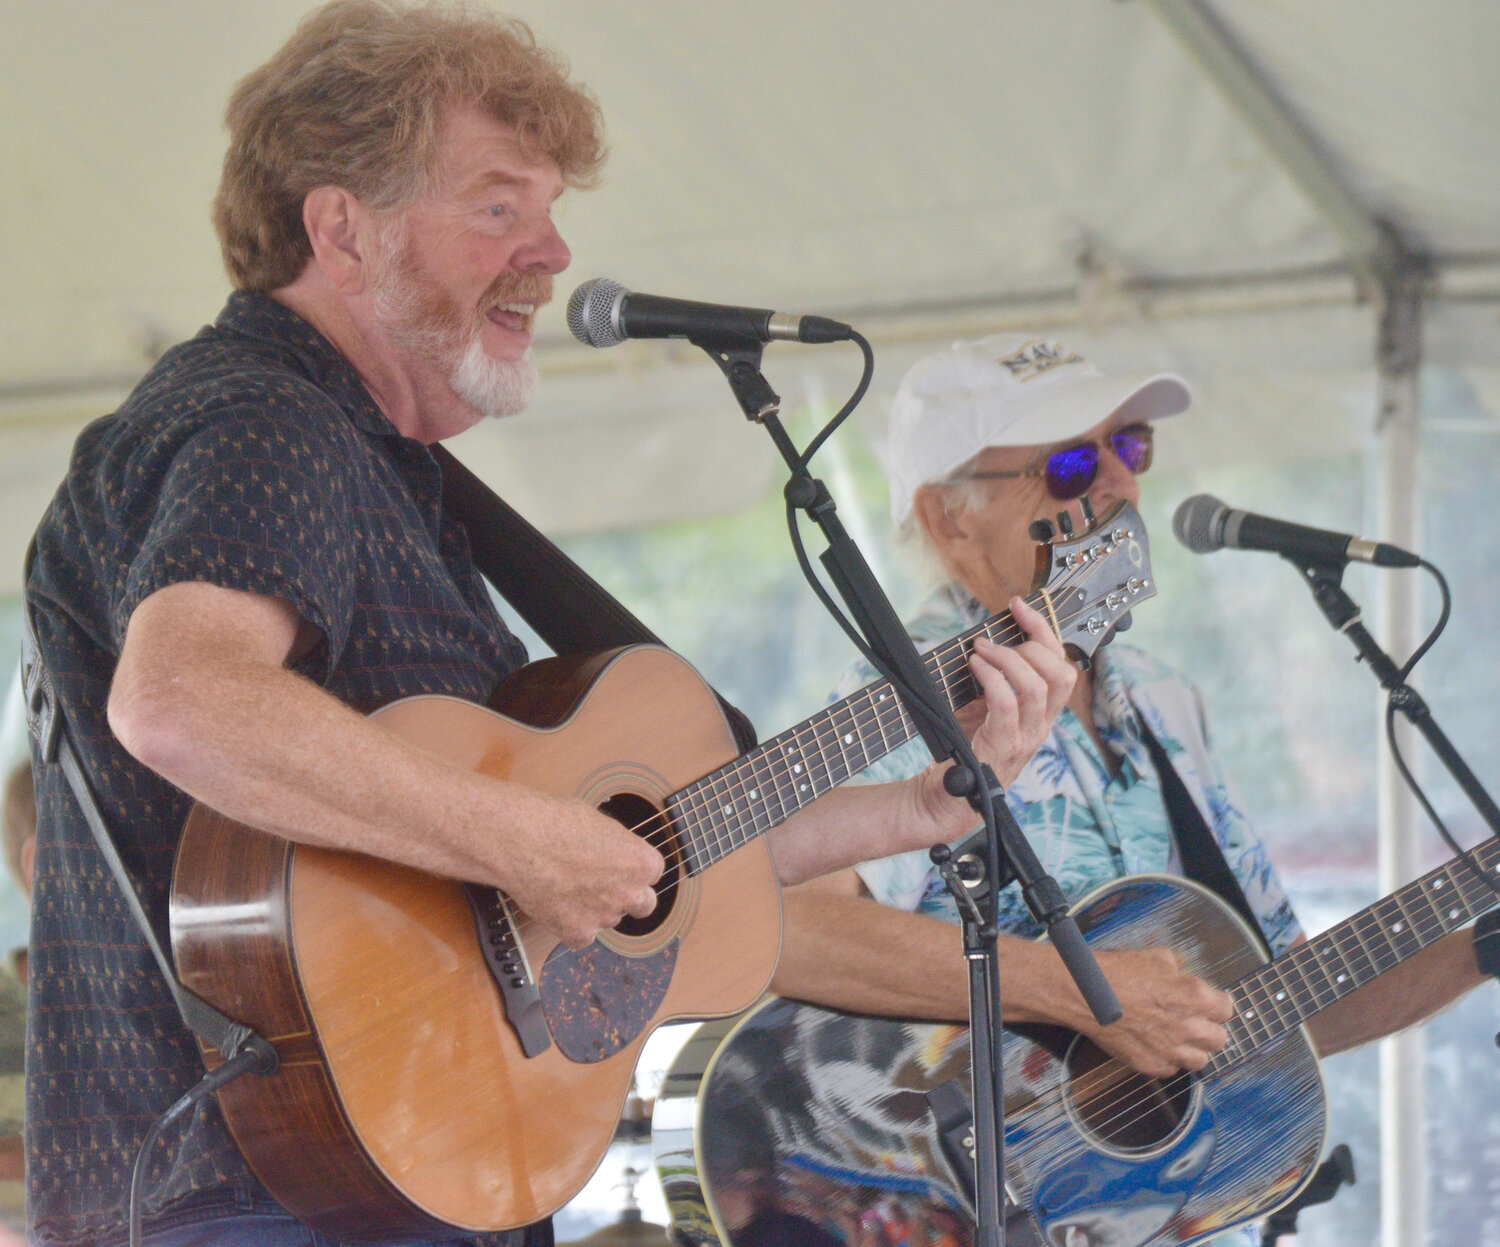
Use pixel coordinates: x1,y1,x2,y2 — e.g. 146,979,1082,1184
886,334,1191,524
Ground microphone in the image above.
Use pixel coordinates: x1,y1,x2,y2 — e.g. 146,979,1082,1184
566,277,853,349
1173,494,1421,568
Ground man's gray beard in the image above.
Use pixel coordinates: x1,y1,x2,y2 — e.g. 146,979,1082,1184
370,232,539,421
449,334,538,420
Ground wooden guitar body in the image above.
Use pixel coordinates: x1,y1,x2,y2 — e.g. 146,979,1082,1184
171,645,781,1238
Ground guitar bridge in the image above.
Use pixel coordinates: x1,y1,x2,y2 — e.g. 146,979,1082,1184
463,883,552,1058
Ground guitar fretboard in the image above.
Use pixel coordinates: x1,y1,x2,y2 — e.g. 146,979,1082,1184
667,592,1049,876
1208,836,1500,1075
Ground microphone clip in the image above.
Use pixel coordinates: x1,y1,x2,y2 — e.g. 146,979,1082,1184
704,339,782,423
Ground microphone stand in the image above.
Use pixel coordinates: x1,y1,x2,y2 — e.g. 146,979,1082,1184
703,338,1120,1247
1296,561,1500,838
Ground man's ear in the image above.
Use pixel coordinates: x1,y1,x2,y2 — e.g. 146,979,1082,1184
302,186,373,295
912,483,972,555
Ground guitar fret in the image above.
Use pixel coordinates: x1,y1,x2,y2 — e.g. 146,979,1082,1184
1250,972,1296,1037
1218,840,1500,1072
1300,934,1348,1008
928,644,959,715
866,686,895,756
661,525,1165,876
763,754,796,831
1341,909,1384,983
721,762,756,839
810,711,846,792
709,768,750,853
670,787,709,874
828,702,866,783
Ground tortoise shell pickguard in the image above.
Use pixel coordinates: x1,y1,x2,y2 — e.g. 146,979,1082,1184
539,938,679,1063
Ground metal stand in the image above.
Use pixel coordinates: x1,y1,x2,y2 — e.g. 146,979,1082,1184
705,337,1120,1247
1298,562,1500,839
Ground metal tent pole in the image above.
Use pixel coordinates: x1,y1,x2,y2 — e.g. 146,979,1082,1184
1373,261,1430,1247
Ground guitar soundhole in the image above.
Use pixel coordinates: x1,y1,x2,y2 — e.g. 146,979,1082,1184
599,792,682,937
1064,1038,1196,1156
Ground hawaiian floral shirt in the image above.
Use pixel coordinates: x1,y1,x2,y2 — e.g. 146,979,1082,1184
837,583,1302,956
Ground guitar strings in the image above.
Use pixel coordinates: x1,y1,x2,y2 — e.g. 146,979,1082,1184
985,862,1498,1151
1028,866,1487,1142
502,557,1108,958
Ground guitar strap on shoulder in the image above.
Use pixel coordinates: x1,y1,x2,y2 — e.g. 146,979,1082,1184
1134,715,1274,960
434,445,757,753
20,544,276,1068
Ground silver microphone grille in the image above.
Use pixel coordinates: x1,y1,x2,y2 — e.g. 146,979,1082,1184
566,277,627,348
1172,493,1229,555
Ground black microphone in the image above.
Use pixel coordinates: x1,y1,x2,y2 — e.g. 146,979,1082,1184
566,277,853,349
1173,494,1421,568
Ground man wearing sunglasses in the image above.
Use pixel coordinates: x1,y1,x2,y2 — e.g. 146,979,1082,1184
771,334,1483,1133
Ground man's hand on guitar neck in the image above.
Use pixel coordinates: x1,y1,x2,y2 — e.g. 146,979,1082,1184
772,598,1074,885
914,597,1077,840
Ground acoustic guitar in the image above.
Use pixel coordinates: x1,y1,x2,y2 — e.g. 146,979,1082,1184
653,844,1500,1246
169,501,1155,1238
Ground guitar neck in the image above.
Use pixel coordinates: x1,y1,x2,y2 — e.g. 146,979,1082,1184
1208,836,1500,1075
667,591,1049,875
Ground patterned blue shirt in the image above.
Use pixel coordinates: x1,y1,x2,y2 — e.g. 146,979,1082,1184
24,292,529,1246
838,583,1301,954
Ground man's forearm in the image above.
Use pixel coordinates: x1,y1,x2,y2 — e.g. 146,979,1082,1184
1305,929,1485,1056
773,886,1101,1031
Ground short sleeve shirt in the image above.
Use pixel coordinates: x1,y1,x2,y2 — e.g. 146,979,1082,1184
24,292,529,1246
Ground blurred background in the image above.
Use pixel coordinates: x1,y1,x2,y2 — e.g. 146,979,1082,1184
4,2,1500,1243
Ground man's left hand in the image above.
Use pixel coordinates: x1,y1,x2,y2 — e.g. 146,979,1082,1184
918,596,1075,835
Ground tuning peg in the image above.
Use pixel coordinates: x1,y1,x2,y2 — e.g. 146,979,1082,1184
1080,495,1096,526
1028,519,1056,543
1055,511,1075,537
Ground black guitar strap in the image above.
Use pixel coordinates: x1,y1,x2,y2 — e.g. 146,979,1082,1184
1134,715,1273,959
433,445,757,754
20,544,273,1066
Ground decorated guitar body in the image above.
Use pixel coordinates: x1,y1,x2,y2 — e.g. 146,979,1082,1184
654,876,1316,1247
658,843,1500,1247
169,502,1156,1238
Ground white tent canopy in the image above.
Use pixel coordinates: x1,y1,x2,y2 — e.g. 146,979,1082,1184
4,0,1500,570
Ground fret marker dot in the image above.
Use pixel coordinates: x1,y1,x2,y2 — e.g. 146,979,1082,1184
794,764,803,774
799,783,809,793
1275,991,1286,1001
1336,973,1347,984
1245,1010,1255,1019
1450,908,1459,920
1391,921,1403,933
722,805,733,816
749,790,758,800
843,734,853,745
1433,878,1445,890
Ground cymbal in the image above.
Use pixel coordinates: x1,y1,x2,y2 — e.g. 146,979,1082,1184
566,1207,671,1246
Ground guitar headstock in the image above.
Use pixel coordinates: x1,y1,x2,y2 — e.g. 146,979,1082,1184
1032,500,1156,663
